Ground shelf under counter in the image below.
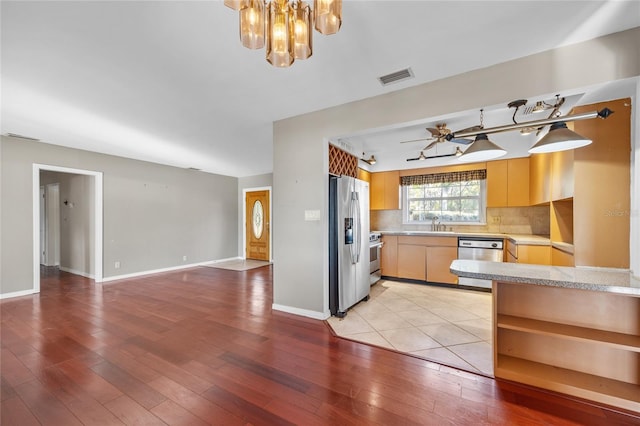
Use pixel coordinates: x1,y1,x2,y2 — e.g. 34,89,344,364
450,260,640,412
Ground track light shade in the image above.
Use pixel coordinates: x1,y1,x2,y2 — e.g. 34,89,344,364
528,122,592,154
459,134,506,162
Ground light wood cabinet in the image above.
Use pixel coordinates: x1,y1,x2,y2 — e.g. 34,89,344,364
529,153,551,206
506,240,550,265
397,244,426,281
357,168,371,183
550,149,573,201
382,235,457,284
552,247,575,266
494,281,640,412
380,235,398,277
370,171,400,210
572,98,630,269
426,246,458,284
487,158,529,207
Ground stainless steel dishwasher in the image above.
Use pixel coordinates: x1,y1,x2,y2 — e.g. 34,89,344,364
457,237,504,289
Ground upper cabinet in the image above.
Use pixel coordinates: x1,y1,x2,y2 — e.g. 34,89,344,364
370,171,400,210
487,158,530,207
357,168,371,183
529,153,552,205
572,98,631,269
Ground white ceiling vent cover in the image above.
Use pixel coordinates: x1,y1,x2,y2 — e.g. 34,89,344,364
378,68,414,86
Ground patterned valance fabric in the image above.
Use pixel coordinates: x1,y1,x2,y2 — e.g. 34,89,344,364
400,169,486,186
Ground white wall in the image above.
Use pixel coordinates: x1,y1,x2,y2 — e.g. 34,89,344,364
0,136,239,296
631,82,640,277
273,28,640,318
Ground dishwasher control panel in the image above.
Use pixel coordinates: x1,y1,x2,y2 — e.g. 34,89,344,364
458,238,504,249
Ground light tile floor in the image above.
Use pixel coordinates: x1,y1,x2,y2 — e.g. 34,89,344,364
327,280,494,376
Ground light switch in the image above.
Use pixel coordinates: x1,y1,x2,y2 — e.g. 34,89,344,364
304,210,321,221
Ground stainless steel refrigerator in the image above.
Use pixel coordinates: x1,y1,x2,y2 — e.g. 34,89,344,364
329,175,370,317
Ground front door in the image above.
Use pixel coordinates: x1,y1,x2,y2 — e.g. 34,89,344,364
245,190,270,261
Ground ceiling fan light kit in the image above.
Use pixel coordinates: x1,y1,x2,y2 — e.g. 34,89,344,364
226,0,341,68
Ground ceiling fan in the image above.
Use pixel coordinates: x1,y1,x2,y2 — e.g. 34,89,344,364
399,122,483,151
407,146,463,161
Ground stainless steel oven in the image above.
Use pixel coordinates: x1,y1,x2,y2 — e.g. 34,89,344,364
369,233,382,285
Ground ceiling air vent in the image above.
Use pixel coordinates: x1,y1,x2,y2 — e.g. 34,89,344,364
378,68,414,86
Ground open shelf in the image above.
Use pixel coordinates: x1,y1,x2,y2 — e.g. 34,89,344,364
496,355,640,412
497,314,640,352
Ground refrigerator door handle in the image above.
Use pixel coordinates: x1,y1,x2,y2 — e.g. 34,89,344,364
354,191,361,263
349,192,357,264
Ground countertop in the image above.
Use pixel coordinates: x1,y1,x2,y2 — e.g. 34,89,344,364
376,230,551,245
450,259,640,296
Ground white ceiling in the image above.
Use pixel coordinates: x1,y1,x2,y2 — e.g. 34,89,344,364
2,1,639,177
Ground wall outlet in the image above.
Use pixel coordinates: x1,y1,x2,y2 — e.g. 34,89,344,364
114,261,120,269
183,255,187,262
492,216,501,224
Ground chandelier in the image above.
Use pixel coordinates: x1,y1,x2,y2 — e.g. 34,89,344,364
224,0,342,67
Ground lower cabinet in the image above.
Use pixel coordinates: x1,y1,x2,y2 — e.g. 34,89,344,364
397,244,426,280
495,281,640,412
506,240,550,265
383,235,458,285
426,246,458,284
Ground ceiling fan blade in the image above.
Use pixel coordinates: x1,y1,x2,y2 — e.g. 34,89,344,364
426,127,441,137
453,124,484,134
406,157,421,161
422,140,439,151
399,137,432,144
449,138,473,145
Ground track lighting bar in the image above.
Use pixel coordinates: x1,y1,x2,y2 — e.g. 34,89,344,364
446,108,613,141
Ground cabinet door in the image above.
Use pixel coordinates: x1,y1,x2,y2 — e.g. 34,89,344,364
517,245,550,265
370,172,384,210
552,247,575,267
380,235,398,277
383,171,400,210
550,149,573,201
426,246,458,284
507,158,530,206
486,160,508,207
397,244,426,280
529,153,551,205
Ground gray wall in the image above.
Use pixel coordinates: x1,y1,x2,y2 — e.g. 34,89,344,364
237,173,273,258
273,28,640,318
0,137,238,295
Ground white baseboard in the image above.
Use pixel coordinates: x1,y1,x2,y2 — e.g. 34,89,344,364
59,266,95,279
272,303,330,320
199,256,242,265
0,289,36,300
101,258,236,283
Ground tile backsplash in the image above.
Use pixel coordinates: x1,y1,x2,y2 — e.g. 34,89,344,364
371,206,550,236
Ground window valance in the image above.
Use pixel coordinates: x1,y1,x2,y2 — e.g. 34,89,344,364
400,169,486,186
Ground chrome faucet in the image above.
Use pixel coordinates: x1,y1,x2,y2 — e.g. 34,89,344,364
431,216,439,231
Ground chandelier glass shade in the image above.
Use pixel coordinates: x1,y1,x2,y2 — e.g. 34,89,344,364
226,0,341,67
240,0,266,49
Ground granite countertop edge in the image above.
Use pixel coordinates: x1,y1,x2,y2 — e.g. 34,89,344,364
450,259,640,296
376,230,551,245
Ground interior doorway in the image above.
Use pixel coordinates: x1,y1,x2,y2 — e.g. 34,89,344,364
32,164,103,293
40,182,60,267
243,188,271,261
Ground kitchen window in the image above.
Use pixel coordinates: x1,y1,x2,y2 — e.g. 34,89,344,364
401,169,486,224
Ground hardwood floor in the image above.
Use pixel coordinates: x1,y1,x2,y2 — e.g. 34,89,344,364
2,266,639,425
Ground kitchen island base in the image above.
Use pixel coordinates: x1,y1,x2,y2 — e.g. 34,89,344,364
493,281,639,412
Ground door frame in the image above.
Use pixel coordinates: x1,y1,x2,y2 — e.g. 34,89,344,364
32,164,103,292
242,186,272,262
